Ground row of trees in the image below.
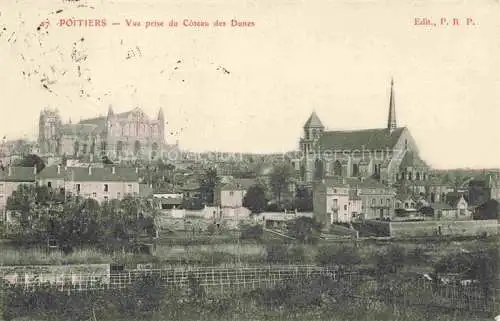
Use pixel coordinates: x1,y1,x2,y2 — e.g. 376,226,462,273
5,184,157,253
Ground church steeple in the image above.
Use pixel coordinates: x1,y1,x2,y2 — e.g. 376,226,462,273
387,77,397,132
107,105,114,118
157,107,165,121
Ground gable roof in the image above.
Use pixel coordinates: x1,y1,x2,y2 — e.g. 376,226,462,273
319,127,405,151
0,166,36,182
78,116,106,132
304,112,324,128
38,165,139,182
400,151,427,168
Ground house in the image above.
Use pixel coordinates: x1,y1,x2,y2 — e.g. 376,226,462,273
344,178,396,220
152,192,183,210
214,178,256,208
431,195,472,220
313,178,350,225
37,165,140,203
0,165,37,216
348,189,363,221
395,194,417,210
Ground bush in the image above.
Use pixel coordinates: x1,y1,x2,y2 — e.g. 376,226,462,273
240,224,263,241
316,245,361,270
266,243,289,264
375,245,406,275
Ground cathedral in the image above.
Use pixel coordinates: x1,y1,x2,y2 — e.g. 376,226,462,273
300,79,429,186
38,106,172,161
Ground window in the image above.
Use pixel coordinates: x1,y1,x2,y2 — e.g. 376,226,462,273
404,202,409,209
386,198,390,205
117,192,121,198
104,196,108,201
76,184,81,192
396,203,400,209
405,139,408,150
0,184,4,193
229,191,234,196
344,204,347,210
380,199,383,205
104,184,109,192
47,181,52,188
92,192,97,198
371,199,375,205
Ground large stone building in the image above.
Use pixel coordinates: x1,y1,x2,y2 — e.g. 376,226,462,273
300,79,429,186
38,106,174,161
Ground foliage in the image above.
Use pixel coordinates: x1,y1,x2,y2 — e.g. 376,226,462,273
269,163,294,208
13,153,45,173
198,167,220,206
434,247,498,301
240,224,264,241
6,184,158,253
266,243,289,264
294,185,313,212
473,199,499,220
102,155,114,164
316,245,361,270
286,217,322,244
243,185,267,213
375,245,406,275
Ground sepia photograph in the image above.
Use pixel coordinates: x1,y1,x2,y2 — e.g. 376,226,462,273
0,0,499,320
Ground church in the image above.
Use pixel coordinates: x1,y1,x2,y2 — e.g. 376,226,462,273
38,106,172,161
299,79,429,186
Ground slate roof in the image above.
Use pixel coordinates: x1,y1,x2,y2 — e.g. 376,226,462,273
38,165,139,182
0,166,36,182
60,123,100,136
400,151,427,168
220,178,256,191
319,127,405,151
431,202,454,211
303,112,324,128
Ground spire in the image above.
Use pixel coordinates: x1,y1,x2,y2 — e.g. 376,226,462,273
303,111,324,129
107,105,114,118
157,107,165,120
387,77,397,132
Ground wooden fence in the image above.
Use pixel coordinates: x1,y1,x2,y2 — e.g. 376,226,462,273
0,265,493,313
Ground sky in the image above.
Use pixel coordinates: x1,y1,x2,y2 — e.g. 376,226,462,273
0,0,499,169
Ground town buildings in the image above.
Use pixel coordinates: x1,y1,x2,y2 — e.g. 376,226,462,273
37,165,140,203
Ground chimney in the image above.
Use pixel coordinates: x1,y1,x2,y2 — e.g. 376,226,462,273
8,165,12,176
135,167,139,173
88,166,92,175
112,166,116,174
57,165,61,175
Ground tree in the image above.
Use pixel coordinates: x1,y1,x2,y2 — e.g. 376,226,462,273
375,245,406,275
294,186,313,212
240,224,264,241
269,163,294,209
243,185,267,213
199,168,219,206
14,154,45,173
102,155,114,164
287,217,322,244
474,199,499,220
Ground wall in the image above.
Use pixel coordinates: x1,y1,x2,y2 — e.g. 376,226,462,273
389,219,499,238
0,264,110,285
361,220,392,237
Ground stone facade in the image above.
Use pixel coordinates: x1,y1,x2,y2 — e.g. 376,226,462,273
299,80,429,186
38,106,173,161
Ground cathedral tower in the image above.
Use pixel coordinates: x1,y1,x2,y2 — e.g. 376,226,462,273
38,108,62,155
157,107,165,143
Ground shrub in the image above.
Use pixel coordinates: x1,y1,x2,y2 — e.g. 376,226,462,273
375,245,406,275
240,224,264,241
266,243,289,264
316,245,361,270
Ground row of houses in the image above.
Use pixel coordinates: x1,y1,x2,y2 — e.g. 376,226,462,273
312,175,473,226
0,163,143,215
